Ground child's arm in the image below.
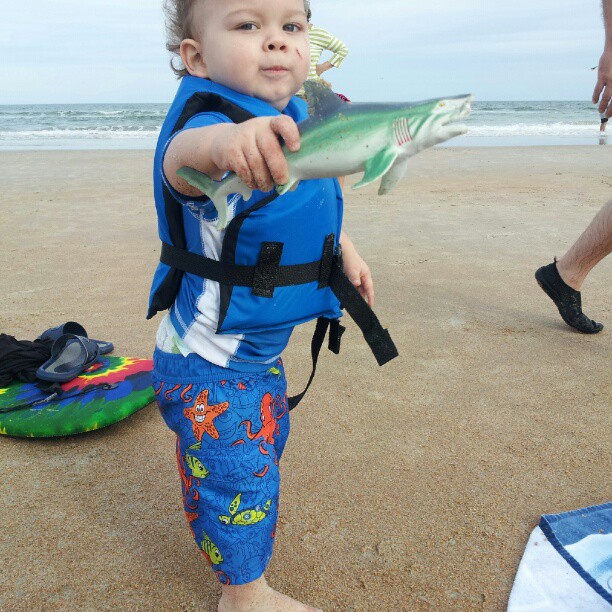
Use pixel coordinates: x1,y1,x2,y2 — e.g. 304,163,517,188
163,116,301,197
340,231,374,307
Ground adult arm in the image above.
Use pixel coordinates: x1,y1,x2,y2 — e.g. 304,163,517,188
593,0,612,116
311,27,349,76
316,61,335,76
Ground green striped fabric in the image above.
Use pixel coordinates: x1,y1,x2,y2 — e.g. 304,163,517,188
297,24,348,96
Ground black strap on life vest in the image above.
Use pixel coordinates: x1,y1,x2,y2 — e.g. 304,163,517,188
160,239,398,409
287,316,344,410
151,90,398,408
159,239,335,294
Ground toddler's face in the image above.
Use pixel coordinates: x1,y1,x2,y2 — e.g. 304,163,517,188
192,0,310,110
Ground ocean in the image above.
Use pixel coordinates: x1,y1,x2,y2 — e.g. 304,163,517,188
0,100,607,151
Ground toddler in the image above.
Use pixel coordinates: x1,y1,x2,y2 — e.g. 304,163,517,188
149,1,374,610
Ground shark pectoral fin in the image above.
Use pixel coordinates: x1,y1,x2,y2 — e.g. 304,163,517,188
213,196,229,230
214,186,253,231
378,158,410,195
352,148,398,190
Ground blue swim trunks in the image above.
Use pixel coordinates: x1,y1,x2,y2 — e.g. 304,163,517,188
152,349,290,586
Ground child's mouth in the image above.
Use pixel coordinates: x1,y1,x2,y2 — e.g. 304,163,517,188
263,66,288,73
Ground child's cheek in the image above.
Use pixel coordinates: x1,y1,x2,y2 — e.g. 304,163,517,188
296,48,308,76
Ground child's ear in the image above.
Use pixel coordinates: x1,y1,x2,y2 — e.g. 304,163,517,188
179,39,208,78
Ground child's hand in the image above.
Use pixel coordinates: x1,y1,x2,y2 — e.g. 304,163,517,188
340,232,374,307
210,116,301,192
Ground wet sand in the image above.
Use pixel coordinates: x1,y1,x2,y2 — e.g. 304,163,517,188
0,147,610,611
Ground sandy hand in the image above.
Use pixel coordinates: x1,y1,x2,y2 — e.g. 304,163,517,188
211,116,301,192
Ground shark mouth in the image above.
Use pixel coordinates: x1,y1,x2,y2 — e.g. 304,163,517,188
439,95,473,135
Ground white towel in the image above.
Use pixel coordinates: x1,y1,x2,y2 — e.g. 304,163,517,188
508,502,612,611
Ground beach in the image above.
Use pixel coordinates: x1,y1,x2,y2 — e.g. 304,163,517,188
0,146,610,610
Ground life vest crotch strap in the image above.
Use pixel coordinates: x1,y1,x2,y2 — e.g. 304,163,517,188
159,239,399,409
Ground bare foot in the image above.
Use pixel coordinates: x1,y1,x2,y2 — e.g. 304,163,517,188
218,575,322,612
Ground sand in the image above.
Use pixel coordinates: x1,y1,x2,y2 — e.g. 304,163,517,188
0,146,610,611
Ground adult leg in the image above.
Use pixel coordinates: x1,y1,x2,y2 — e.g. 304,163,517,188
535,200,612,333
556,200,612,291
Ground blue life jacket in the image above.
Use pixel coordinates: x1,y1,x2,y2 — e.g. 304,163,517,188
148,77,397,408
148,77,342,333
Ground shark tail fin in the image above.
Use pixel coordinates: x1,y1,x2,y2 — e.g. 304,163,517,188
177,166,219,199
176,166,229,230
304,80,347,118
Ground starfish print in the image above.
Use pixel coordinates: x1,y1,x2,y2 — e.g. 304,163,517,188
183,389,229,441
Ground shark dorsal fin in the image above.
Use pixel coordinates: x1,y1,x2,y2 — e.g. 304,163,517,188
304,80,346,118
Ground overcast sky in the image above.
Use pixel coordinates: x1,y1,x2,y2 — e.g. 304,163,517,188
0,0,605,104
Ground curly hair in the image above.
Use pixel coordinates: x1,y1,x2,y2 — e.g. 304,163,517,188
164,0,312,78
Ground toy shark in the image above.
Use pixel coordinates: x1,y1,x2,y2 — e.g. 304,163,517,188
177,81,473,229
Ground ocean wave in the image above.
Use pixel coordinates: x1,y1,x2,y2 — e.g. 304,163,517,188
0,123,600,140
467,123,601,136
0,128,161,140
0,100,605,148
0,108,168,122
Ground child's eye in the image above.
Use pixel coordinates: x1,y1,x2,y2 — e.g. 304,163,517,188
283,23,302,33
237,22,257,31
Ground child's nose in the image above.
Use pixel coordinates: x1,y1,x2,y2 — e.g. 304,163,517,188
267,41,287,51
266,32,288,51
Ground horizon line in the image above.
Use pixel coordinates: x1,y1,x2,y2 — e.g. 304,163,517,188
0,99,598,106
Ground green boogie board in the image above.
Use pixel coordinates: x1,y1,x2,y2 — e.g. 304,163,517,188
0,356,155,438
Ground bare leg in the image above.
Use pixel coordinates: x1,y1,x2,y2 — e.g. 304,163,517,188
218,575,322,612
337,176,345,191
556,200,612,291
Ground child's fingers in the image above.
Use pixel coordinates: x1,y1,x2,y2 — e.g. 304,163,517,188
245,135,274,192
256,129,287,187
350,270,374,306
349,268,374,307
228,148,256,190
360,272,375,307
269,115,301,152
